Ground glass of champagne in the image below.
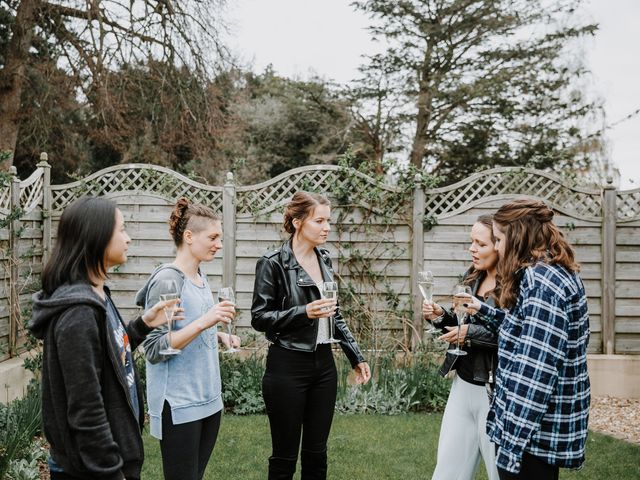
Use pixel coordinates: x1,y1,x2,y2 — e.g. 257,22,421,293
448,284,472,357
417,271,437,334
158,279,181,356
218,286,239,353
321,281,341,343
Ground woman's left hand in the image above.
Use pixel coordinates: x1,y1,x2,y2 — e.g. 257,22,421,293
438,325,469,345
354,362,371,385
142,298,184,328
217,332,241,348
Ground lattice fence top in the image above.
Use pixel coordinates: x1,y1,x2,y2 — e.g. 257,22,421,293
617,188,640,222
19,168,45,214
235,164,402,216
50,164,223,213
424,167,604,221
0,183,9,215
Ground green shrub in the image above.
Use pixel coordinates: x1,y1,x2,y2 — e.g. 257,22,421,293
0,381,42,480
219,352,266,415
335,349,450,414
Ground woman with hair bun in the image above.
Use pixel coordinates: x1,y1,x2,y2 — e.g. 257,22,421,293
252,190,371,480
136,198,239,480
465,199,590,480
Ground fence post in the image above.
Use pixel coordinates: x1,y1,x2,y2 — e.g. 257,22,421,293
8,166,21,358
38,152,52,264
601,178,617,355
411,173,425,350
222,172,237,293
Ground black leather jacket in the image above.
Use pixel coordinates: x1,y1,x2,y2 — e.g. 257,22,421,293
251,241,365,368
434,272,498,386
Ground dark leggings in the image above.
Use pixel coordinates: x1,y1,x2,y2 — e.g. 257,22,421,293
262,344,338,480
50,473,135,480
160,401,222,480
497,452,559,480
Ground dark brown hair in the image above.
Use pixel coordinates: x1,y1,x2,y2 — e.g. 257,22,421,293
169,197,220,246
42,197,117,294
283,191,330,237
493,199,579,308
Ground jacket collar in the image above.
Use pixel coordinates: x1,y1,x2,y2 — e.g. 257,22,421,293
280,240,334,286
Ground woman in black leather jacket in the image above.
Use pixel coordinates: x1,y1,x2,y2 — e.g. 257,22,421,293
423,214,500,480
252,191,371,480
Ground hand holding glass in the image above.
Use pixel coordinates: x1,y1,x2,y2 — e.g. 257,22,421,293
321,281,341,344
417,271,437,334
448,284,472,357
158,279,181,356
218,287,239,353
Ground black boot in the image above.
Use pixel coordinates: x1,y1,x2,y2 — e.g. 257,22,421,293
268,456,297,480
301,449,327,480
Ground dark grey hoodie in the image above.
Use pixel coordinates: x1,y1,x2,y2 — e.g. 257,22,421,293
29,282,152,480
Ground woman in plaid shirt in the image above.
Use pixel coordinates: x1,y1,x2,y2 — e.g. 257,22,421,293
465,199,590,480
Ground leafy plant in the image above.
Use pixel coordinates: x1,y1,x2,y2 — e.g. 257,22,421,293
335,348,450,415
0,381,42,480
219,353,266,415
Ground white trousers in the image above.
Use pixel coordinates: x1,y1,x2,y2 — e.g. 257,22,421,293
431,375,499,480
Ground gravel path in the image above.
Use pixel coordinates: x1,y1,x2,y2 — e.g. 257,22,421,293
589,396,640,445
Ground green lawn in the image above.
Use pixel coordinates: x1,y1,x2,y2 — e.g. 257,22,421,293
141,414,640,479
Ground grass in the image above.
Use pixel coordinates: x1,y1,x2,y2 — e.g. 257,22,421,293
141,414,640,479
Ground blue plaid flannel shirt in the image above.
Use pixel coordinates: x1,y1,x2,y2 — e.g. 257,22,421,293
477,262,590,474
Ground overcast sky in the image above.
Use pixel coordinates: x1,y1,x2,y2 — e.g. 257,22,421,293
228,0,640,189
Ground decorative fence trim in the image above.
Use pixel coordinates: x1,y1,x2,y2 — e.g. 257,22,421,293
18,167,45,215
50,163,224,213
423,167,604,221
235,164,402,217
617,188,640,222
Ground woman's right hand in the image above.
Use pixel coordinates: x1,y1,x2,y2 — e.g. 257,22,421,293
202,301,236,328
306,298,337,319
422,300,444,320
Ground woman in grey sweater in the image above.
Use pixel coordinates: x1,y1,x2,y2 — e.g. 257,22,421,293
137,198,238,480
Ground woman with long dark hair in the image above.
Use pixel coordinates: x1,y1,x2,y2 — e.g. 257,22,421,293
251,191,371,480
465,199,590,480
29,197,180,480
136,198,237,480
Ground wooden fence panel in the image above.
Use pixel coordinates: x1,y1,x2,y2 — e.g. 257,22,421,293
1,161,640,358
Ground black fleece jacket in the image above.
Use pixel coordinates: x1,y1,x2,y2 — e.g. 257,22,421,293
29,282,152,480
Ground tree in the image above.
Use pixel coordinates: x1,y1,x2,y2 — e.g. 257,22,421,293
226,67,355,181
352,0,603,181
0,0,227,170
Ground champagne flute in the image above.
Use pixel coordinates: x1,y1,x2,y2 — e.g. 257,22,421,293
218,286,239,353
417,271,438,334
158,279,181,356
321,281,341,343
448,284,471,357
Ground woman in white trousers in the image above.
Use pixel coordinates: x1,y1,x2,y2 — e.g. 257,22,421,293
423,214,500,480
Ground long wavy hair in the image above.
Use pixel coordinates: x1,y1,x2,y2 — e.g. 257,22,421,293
494,199,579,308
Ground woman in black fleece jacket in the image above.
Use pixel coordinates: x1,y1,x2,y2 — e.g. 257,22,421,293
29,197,181,480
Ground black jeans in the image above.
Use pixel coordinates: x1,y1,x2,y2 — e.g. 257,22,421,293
262,343,338,480
160,401,222,480
497,452,559,480
50,473,134,480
